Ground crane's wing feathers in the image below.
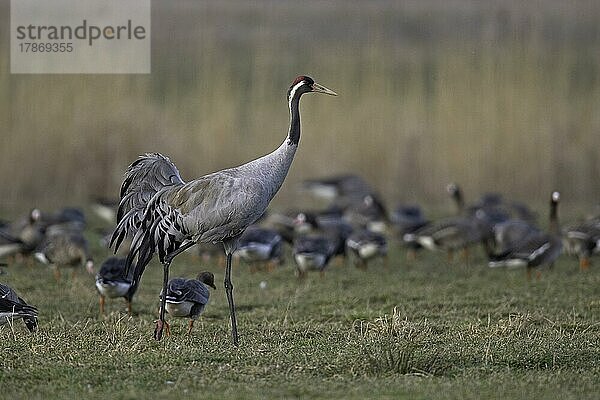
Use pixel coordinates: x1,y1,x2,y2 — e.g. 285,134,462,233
111,153,185,252
122,163,269,291
173,173,270,243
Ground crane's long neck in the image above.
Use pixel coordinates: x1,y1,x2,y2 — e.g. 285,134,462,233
246,91,303,199
287,91,301,145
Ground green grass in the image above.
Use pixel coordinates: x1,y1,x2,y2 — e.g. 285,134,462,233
1,231,599,399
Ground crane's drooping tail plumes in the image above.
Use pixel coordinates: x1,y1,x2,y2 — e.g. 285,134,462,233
110,153,186,289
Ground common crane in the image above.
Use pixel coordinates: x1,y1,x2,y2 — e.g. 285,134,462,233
111,76,336,344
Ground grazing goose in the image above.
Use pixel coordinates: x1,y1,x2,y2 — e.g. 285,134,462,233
391,205,428,234
346,229,387,268
263,207,343,245
315,215,354,262
0,209,45,260
282,211,354,262
0,283,38,332
562,217,600,270
160,271,216,335
95,257,135,315
35,231,94,280
406,216,484,261
401,183,466,255
293,234,337,278
302,174,374,204
42,207,87,232
489,192,563,279
468,191,536,224
342,194,388,233
492,219,540,254
391,205,429,259
235,226,284,271
263,212,304,244
91,197,118,225
110,76,336,344
404,192,492,262
405,184,509,262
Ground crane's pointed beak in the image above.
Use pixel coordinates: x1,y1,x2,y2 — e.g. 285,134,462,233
311,83,338,96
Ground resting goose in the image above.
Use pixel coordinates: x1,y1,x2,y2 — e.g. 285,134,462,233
489,192,563,279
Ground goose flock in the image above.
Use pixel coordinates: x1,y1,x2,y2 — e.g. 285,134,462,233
1,175,598,340
0,76,598,343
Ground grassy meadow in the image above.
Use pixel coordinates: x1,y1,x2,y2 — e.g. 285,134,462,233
1,1,600,399
0,230,599,399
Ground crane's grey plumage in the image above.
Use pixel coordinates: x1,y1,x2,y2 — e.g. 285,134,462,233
111,75,336,344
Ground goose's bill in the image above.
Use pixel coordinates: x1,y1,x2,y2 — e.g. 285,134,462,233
311,83,338,96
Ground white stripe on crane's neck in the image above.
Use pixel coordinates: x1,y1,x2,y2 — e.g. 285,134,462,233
288,81,305,111
286,80,306,146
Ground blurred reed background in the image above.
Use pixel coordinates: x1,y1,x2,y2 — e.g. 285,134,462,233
0,0,599,215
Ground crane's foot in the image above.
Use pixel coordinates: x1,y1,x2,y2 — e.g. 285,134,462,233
187,319,194,335
154,319,170,340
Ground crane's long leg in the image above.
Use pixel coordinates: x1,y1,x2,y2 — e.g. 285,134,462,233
224,252,239,346
154,241,197,341
154,260,171,341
